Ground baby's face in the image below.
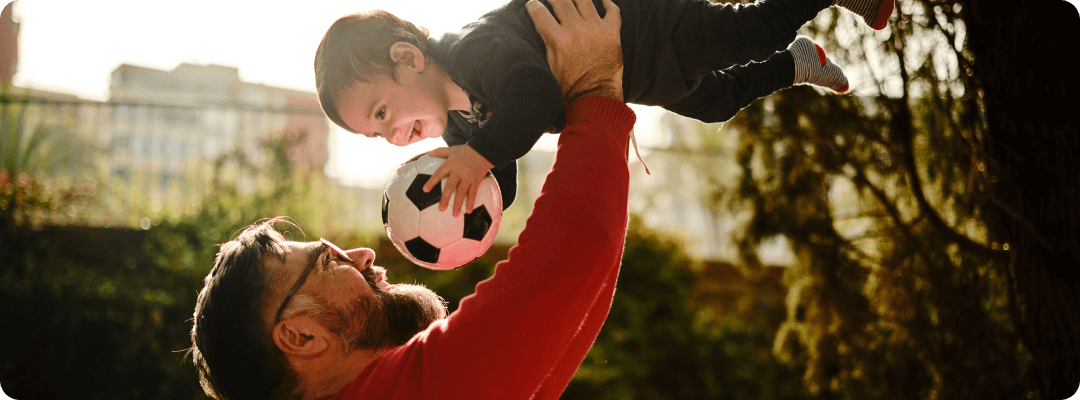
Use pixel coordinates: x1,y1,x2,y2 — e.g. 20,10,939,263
337,73,447,147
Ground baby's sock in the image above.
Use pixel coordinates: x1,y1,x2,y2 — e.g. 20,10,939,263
832,0,894,30
789,36,849,94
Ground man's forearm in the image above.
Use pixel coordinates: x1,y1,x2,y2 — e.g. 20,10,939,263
559,52,623,103
564,80,623,105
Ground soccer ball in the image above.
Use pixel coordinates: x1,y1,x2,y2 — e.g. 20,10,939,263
381,154,503,270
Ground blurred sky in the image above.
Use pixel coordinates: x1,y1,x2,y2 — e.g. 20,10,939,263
4,0,667,188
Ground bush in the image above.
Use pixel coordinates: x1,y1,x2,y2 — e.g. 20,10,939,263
564,218,813,400
0,222,206,399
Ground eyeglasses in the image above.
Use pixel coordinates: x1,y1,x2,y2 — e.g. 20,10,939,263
272,238,352,325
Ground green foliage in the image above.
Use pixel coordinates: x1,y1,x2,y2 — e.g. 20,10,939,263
0,125,331,399
564,218,812,400
0,221,206,399
0,170,95,227
706,1,1035,398
1,94,100,177
1,95,101,225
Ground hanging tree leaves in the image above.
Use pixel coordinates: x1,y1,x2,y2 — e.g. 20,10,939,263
707,0,1078,398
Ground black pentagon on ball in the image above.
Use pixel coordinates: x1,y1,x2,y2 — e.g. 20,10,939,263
381,192,389,226
406,174,441,210
463,205,493,241
404,237,441,264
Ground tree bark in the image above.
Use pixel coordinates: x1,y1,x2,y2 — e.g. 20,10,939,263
963,0,1080,398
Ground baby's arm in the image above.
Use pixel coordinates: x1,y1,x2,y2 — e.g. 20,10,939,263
423,35,565,215
422,144,494,214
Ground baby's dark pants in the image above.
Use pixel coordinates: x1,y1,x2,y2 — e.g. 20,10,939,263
618,0,834,122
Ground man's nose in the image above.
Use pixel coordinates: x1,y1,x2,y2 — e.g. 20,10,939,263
344,248,375,269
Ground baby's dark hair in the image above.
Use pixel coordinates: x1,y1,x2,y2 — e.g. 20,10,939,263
315,10,431,132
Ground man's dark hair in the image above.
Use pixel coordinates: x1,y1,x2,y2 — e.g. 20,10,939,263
189,219,299,400
314,10,431,133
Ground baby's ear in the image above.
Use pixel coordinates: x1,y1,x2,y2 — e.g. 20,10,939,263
389,42,426,72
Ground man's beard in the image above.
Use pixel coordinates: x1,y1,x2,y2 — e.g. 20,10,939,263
330,268,448,350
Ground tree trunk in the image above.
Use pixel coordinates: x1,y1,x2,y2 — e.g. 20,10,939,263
963,0,1080,398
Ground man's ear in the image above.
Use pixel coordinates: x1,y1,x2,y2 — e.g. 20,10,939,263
388,42,426,72
272,316,330,357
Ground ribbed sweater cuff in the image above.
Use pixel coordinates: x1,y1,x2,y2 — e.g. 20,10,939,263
565,96,637,135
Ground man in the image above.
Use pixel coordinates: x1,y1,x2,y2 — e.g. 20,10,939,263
189,0,634,398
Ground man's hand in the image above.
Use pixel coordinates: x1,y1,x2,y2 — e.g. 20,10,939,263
527,0,623,102
424,145,495,216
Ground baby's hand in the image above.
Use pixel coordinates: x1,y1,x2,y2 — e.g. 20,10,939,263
424,145,495,216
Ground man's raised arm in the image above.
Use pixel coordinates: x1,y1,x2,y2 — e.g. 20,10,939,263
332,0,635,398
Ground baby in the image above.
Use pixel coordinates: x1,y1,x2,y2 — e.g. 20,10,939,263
315,0,892,214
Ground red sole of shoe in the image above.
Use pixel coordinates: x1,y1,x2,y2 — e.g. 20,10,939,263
871,0,895,30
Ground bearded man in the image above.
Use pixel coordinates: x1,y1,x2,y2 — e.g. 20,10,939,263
189,0,633,398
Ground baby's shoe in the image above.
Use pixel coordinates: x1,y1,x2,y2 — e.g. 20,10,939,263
789,36,849,94
832,0,895,30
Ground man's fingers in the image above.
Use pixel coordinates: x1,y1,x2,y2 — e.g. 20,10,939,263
601,0,620,25
527,0,559,35
574,0,602,21
529,0,563,76
547,0,580,23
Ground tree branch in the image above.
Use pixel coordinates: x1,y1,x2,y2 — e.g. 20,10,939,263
887,22,1007,262
898,115,1007,260
985,194,1055,251
850,169,942,268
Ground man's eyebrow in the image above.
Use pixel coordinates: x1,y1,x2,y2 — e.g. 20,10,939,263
320,238,353,262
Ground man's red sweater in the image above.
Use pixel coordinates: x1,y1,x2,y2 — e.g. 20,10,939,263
331,96,636,400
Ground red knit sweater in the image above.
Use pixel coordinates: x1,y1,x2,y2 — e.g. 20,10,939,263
331,96,636,400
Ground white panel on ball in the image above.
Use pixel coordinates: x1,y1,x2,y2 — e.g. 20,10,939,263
386,197,420,244
418,204,465,248
412,154,446,173
438,239,484,268
384,167,420,241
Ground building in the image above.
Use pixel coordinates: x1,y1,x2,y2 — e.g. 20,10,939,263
1,1,17,86
108,62,327,175
103,62,330,218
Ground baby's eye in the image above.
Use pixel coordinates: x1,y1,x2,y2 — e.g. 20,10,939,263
375,106,386,120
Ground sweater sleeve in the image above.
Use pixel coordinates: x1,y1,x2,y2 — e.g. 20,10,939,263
333,96,635,400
